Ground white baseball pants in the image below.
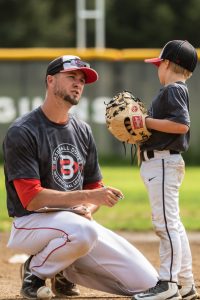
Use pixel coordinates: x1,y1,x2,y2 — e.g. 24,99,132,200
8,211,158,295
140,151,194,286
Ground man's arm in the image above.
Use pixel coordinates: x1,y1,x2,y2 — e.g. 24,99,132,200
14,178,123,215
25,186,123,211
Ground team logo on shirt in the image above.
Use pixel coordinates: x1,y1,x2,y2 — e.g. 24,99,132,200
52,143,83,190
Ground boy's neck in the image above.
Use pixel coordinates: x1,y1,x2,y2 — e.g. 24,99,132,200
164,72,186,86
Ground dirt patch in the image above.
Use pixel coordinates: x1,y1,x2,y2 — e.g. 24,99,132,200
1,231,199,300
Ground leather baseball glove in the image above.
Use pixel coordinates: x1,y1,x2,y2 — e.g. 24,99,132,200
105,91,151,144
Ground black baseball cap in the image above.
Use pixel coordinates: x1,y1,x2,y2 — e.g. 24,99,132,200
46,55,99,84
145,40,198,72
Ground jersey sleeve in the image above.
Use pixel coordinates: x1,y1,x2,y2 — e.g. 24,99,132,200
165,85,190,126
13,178,44,208
3,125,40,182
83,180,104,189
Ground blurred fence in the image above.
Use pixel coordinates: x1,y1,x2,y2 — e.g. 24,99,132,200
0,48,200,163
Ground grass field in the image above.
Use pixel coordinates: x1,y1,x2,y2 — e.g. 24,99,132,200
0,165,200,232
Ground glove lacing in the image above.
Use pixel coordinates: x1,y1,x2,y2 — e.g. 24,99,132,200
122,142,137,165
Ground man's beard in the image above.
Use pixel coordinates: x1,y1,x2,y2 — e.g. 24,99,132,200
63,94,79,105
54,89,79,105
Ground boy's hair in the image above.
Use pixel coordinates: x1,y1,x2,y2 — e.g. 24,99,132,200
169,61,192,79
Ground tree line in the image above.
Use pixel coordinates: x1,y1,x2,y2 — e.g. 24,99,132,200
0,0,199,49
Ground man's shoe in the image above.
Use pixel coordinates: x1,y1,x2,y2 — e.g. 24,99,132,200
20,256,53,299
132,280,181,300
179,284,199,300
51,272,80,297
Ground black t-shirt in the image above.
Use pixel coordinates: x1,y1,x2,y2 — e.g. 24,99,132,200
3,107,102,217
140,81,190,152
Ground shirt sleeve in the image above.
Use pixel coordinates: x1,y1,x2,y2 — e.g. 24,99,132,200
166,85,190,126
3,126,40,182
83,180,104,189
13,178,44,208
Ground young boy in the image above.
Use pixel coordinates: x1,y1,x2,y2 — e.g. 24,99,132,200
133,40,199,300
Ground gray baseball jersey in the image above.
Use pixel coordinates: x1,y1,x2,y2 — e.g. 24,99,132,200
3,107,102,217
141,81,190,152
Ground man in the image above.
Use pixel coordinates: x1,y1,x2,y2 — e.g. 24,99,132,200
3,55,158,299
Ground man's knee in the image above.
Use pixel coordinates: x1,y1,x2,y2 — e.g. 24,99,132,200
71,223,98,255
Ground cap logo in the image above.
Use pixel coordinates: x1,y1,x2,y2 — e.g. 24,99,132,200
62,59,90,70
46,55,99,83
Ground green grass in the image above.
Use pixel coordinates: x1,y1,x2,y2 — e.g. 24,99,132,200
0,165,200,232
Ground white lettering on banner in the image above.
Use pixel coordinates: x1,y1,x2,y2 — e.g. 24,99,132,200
18,97,31,116
92,97,107,124
70,97,88,122
0,96,107,124
32,97,43,110
0,97,16,123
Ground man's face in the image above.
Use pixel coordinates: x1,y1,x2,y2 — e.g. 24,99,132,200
50,70,86,105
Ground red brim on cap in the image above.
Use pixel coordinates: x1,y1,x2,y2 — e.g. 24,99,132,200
60,67,98,84
144,57,163,67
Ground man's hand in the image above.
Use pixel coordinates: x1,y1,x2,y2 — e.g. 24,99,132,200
85,186,124,207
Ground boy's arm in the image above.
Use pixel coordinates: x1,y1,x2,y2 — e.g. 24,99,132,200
146,117,189,134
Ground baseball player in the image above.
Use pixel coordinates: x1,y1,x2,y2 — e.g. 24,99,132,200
3,55,158,299
132,41,199,300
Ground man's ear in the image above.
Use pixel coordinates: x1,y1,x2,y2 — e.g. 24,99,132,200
46,74,55,87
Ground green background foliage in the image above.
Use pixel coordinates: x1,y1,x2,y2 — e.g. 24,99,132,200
0,0,200,48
